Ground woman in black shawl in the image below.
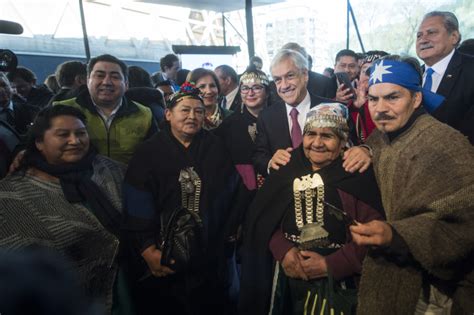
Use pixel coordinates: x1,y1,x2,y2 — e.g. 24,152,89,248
123,83,240,315
215,65,269,191
214,66,270,244
239,103,385,315
0,105,127,314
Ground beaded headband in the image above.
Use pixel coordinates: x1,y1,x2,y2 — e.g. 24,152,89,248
239,71,269,86
304,103,349,135
167,82,204,108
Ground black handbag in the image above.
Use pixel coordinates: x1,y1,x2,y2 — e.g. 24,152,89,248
160,206,205,272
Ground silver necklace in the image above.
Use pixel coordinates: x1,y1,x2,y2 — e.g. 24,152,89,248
178,167,202,213
293,173,328,244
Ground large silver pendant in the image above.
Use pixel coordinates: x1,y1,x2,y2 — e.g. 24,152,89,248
299,223,329,243
179,167,199,193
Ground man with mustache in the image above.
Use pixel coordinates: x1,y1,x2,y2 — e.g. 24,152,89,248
350,56,474,314
55,54,158,164
253,49,371,177
416,11,474,144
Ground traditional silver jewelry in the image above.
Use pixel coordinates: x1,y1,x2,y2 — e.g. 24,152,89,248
179,167,201,213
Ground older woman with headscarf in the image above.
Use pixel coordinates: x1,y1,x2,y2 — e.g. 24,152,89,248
0,105,129,314
123,83,240,315
239,103,385,315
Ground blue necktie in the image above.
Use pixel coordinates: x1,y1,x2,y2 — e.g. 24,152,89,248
423,68,434,91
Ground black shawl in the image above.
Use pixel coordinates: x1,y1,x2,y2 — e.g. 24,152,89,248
214,106,258,165
26,149,121,237
238,146,383,315
123,123,240,269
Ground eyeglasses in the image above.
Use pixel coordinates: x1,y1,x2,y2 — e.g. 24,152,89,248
240,85,265,94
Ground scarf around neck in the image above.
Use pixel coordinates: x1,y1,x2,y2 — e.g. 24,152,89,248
27,149,121,237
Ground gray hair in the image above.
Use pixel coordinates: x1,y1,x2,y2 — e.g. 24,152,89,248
423,11,461,45
270,49,308,74
281,42,308,60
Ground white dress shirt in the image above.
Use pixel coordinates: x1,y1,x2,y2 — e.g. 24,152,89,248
285,90,311,135
93,99,123,129
225,86,240,110
267,90,311,174
423,49,455,93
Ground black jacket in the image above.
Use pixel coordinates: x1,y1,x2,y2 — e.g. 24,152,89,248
252,93,331,176
430,50,474,144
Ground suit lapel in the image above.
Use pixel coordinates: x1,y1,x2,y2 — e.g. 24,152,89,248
436,50,462,98
309,93,331,108
229,95,242,112
272,102,292,147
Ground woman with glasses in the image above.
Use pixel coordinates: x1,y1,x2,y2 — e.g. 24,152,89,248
123,83,240,315
189,68,233,130
215,65,270,193
214,68,271,300
214,66,270,257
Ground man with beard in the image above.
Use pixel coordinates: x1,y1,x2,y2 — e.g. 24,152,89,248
350,55,474,314
55,54,157,164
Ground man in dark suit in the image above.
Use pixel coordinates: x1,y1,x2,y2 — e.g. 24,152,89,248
0,72,37,135
253,49,371,176
416,11,474,144
253,49,324,175
7,66,53,109
151,54,180,91
48,61,87,106
215,64,242,112
268,43,336,107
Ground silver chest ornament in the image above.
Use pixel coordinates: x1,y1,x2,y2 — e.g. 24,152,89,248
178,167,202,213
293,173,328,247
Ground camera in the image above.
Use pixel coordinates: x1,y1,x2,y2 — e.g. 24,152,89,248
0,20,23,72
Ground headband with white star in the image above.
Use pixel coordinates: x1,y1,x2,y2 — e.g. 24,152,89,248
369,60,445,113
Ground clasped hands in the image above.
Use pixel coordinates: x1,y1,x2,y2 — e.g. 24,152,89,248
281,247,328,280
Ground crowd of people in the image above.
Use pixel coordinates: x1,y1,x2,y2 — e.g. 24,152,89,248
0,9,473,315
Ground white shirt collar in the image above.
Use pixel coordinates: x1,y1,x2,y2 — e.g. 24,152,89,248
225,86,240,108
429,49,455,75
423,49,455,93
285,90,311,112
92,99,123,128
285,90,311,133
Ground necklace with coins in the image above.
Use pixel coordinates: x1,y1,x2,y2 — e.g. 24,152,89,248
293,173,329,249
178,167,202,213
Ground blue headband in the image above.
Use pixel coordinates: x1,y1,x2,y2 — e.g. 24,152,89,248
369,60,445,113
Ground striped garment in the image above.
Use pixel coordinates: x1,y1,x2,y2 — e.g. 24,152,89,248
0,155,125,312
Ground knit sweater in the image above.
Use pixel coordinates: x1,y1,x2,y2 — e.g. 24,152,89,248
0,155,125,312
358,114,474,314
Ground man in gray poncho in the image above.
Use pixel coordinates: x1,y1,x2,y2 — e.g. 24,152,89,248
350,56,474,314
